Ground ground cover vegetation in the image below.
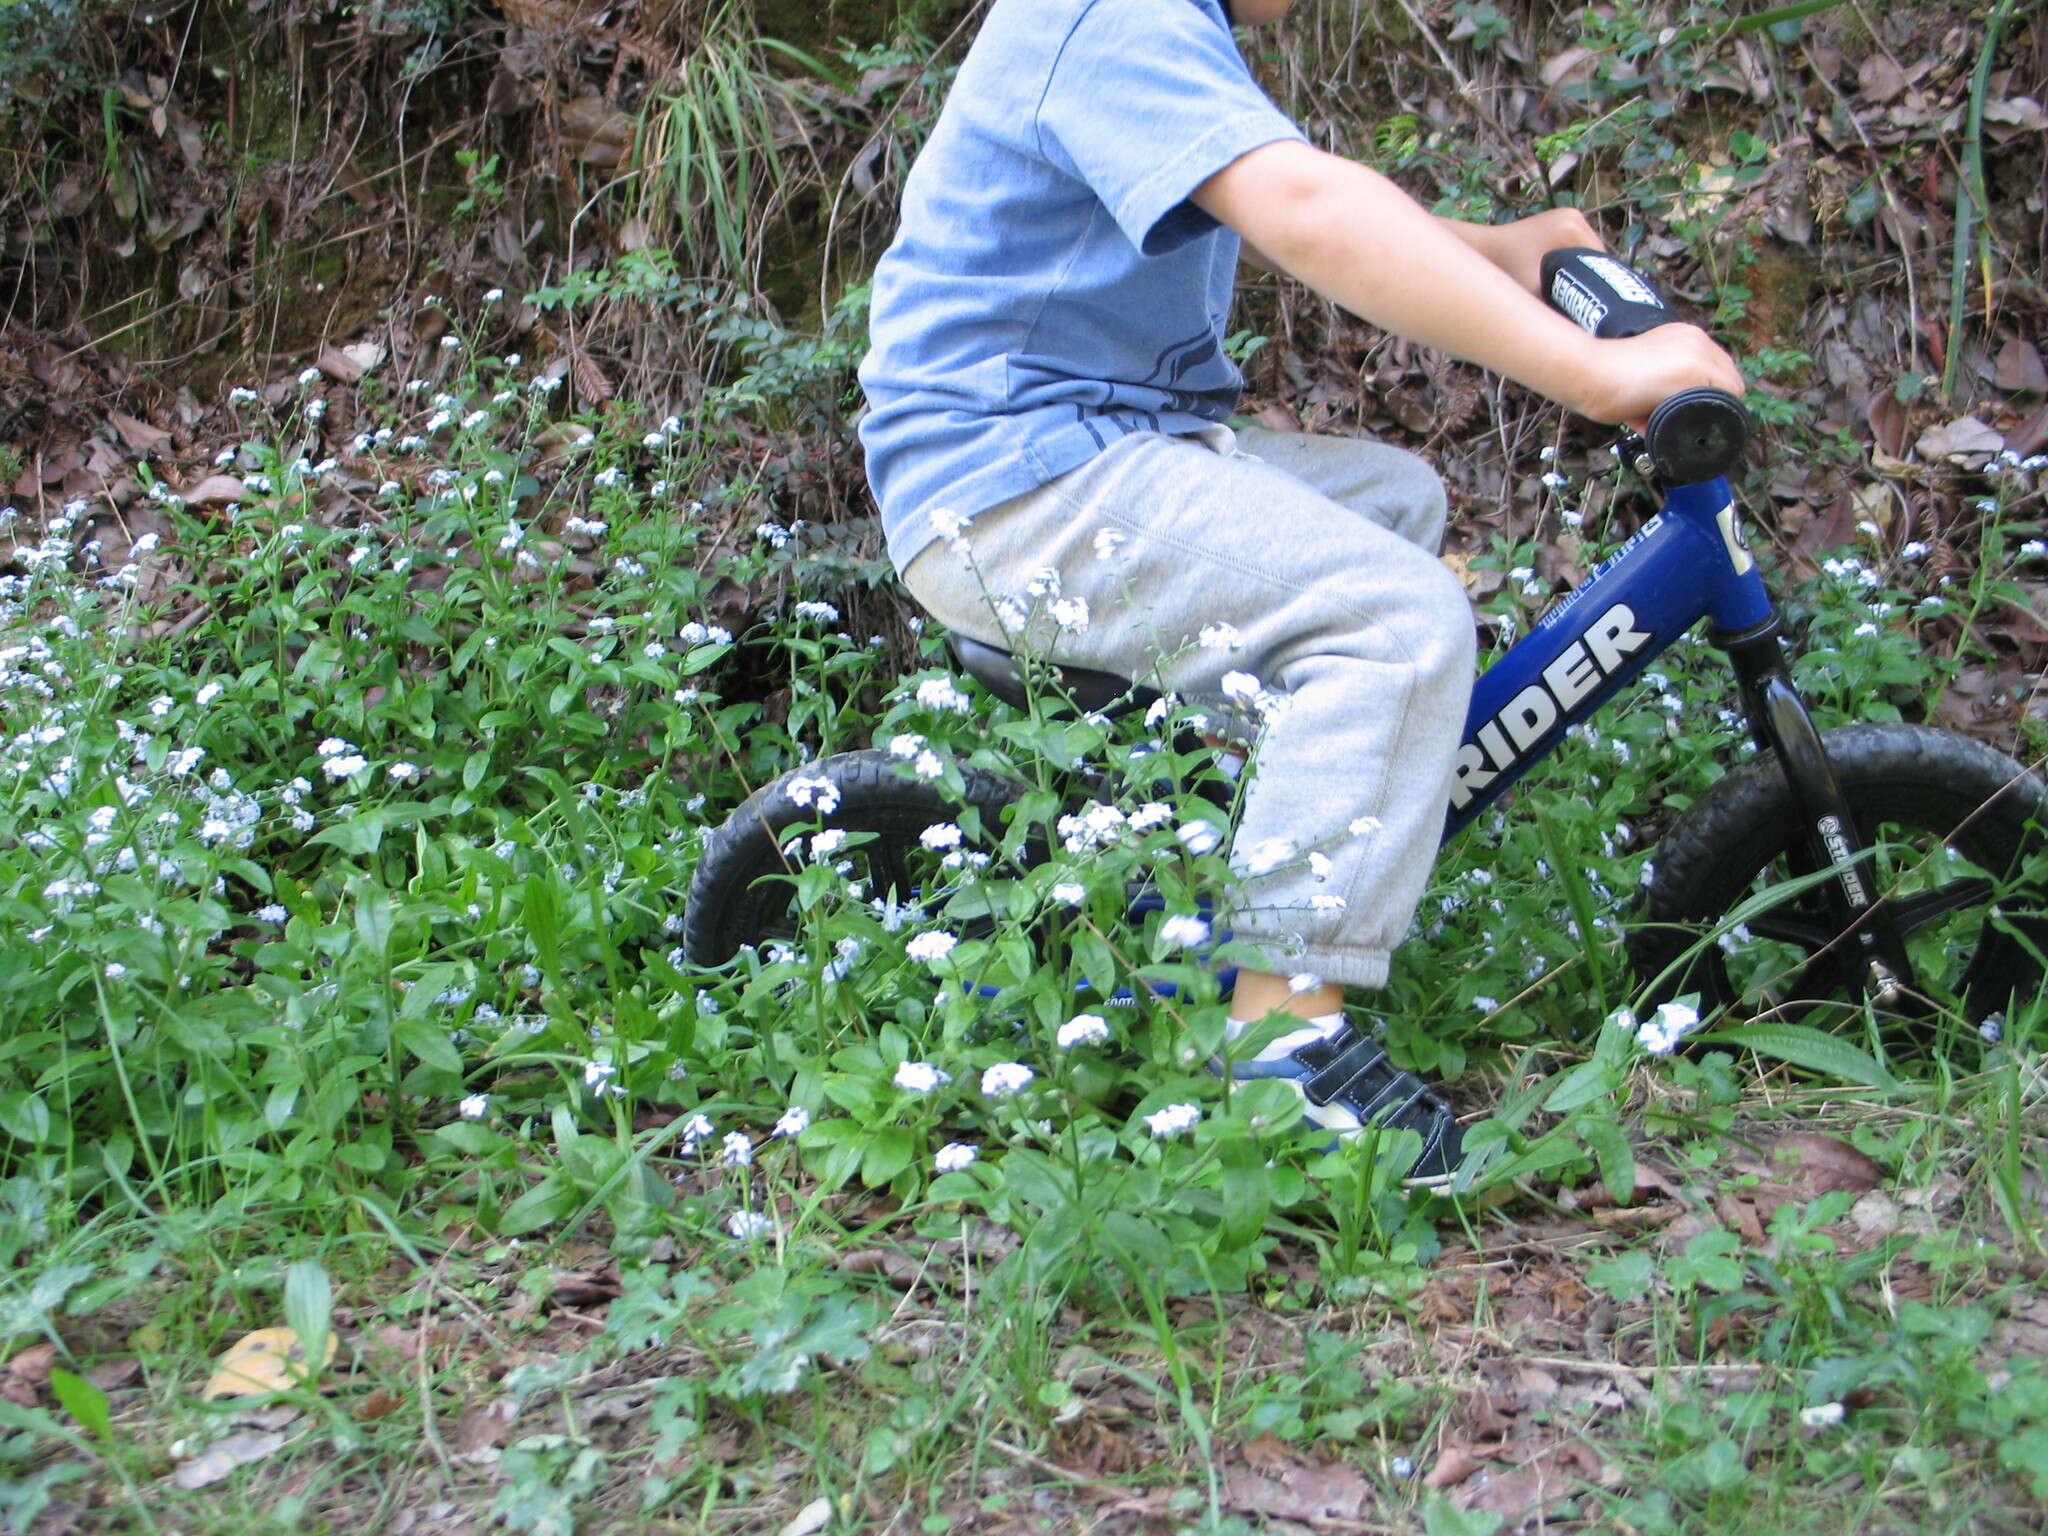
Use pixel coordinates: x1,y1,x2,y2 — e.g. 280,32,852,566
1,0,2046,1531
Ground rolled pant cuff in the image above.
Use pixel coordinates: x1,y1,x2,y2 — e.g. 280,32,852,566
1229,935,1391,991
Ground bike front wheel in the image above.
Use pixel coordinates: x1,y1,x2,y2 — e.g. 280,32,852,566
1631,723,2048,1038
682,750,1031,970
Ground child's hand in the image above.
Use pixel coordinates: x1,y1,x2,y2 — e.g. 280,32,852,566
1469,208,1605,296
1570,323,1747,428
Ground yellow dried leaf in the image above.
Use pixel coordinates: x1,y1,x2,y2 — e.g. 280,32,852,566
200,1327,338,1401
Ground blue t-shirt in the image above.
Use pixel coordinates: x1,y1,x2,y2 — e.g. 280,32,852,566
857,0,1307,571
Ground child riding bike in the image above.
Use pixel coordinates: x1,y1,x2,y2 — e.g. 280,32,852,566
854,0,1746,1182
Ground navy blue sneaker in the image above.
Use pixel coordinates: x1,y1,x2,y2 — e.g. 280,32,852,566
1221,1022,1464,1186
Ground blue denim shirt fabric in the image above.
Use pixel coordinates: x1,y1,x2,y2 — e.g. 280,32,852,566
857,0,1306,571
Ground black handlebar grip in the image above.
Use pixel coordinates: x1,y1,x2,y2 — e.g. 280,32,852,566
1644,388,1750,485
1538,246,1751,483
1539,246,1677,340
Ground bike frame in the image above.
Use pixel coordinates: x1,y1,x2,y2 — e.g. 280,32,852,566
1444,470,1916,996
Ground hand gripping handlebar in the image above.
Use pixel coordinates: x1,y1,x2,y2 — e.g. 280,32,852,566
1538,246,1750,485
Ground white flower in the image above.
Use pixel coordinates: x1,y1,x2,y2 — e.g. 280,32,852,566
1238,836,1295,876
1221,671,1263,701
1979,1014,2004,1044
809,828,848,858
482,287,504,302
1473,995,1499,1013
981,1062,1034,1098
1159,913,1210,949
255,904,288,923
1057,1013,1111,1049
1144,1102,1200,1139
893,1061,949,1094
1049,595,1089,629
1128,802,1172,833
459,1094,489,1119
679,1112,716,1150
793,601,839,623
1198,622,1241,650
104,962,126,979
721,1132,754,1167
322,753,369,778
1798,1402,1845,1429
931,505,970,543
915,678,972,712
913,750,944,780
1176,820,1221,855
1635,1000,1699,1055
1309,894,1346,911
784,774,842,815
934,1142,979,1172
1049,881,1085,906
582,1059,618,1090
886,733,925,759
771,1106,811,1138
905,931,958,965
727,1209,772,1239
919,822,962,851
1287,972,1323,995
297,366,321,385
1093,527,1125,559
194,681,224,706
388,761,420,781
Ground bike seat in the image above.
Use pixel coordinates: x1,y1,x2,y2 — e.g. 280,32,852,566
948,634,1162,718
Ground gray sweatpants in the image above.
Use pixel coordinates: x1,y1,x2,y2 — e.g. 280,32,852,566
902,424,1476,989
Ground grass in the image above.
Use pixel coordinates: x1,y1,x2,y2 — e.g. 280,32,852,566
4,2,2047,1532
0,323,2042,1533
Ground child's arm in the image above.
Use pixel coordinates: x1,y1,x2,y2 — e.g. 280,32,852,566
1194,142,1742,425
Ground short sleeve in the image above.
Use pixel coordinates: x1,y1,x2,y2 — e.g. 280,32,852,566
1037,0,1306,257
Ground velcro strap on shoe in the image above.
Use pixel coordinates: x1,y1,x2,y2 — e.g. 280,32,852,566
1304,1036,1389,1105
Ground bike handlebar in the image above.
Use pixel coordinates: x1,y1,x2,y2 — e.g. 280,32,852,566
1538,246,1750,485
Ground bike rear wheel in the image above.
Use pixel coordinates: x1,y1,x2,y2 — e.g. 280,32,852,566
682,750,1030,969
1631,723,2048,1038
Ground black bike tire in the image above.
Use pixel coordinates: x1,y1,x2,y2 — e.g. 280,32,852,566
682,749,1030,969
1630,722,2048,1027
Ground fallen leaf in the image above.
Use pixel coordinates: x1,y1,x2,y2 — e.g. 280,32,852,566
1769,1133,1885,1196
172,1428,289,1490
5,1343,57,1387
1995,338,2048,395
1221,1460,1369,1522
775,1497,833,1536
108,411,171,454
84,1357,142,1392
177,474,250,505
317,341,386,384
1915,416,2004,463
1858,54,1907,104
201,1327,339,1400
1423,1443,1489,1490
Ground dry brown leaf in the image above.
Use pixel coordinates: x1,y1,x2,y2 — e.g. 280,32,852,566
178,474,250,505
1768,1133,1885,1197
1995,338,2048,395
1221,1460,1370,1523
774,1498,833,1536
839,1248,926,1287
1423,1443,1489,1490
172,1428,290,1490
317,341,386,384
1915,416,2004,463
108,411,170,454
5,1343,57,1387
1858,54,1907,104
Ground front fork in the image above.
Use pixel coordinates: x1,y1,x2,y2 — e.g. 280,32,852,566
1712,613,1915,1002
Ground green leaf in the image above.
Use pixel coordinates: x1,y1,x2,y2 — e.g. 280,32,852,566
1578,1117,1636,1206
1585,1249,1655,1303
1696,1024,1897,1089
47,1368,111,1443
0,1090,52,1145
1216,1136,1271,1254
1421,1493,1503,1536
394,1016,463,1074
860,1126,916,1188
1542,1059,1618,1115
499,1175,581,1236
283,1260,333,1390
